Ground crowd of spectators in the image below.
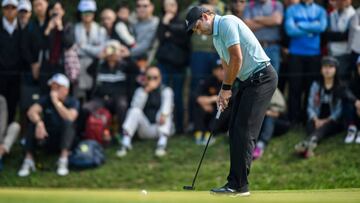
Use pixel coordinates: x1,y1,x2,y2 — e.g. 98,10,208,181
0,0,359,176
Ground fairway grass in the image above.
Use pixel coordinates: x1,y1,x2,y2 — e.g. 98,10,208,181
0,188,359,203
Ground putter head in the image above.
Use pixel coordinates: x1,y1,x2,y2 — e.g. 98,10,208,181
183,186,195,190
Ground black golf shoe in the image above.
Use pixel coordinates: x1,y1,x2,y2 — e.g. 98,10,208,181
210,184,250,197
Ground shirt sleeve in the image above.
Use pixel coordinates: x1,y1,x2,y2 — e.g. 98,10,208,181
219,18,241,49
275,1,284,16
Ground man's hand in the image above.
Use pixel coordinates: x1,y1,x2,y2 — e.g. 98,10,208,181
0,144,6,155
158,114,166,126
355,100,360,110
50,91,60,105
35,121,48,140
217,89,232,111
314,118,329,129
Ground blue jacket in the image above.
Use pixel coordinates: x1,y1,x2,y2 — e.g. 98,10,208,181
307,81,342,121
285,2,327,56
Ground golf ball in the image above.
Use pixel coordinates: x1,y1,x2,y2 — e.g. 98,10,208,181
141,190,148,195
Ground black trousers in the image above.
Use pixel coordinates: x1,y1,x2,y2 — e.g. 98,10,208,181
306,120,343,143
287,55,321,123
25,120,76,153
227,65,278,190
0,74,20,123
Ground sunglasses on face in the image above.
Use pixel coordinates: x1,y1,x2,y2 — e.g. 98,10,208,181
146,75,159,81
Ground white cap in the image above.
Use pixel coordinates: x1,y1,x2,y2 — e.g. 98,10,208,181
17,0,31,11
78,0,97,12
2,0,18,7
48,73,70,88
104,40,121,56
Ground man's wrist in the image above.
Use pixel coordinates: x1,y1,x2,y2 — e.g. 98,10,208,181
221,84,232,91
35,120,43,125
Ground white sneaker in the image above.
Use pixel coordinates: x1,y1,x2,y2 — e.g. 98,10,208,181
18,159,36,177
155,145,167,157
344,125,357,144
116,145,132,158
57,158,69,176
355,132,360,144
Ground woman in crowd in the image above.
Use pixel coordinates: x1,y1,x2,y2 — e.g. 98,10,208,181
74,0,106,100
295,56,343,158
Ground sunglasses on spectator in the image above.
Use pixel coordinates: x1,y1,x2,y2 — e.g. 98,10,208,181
147,75,159,81
3,5,17,10
137,4,150,8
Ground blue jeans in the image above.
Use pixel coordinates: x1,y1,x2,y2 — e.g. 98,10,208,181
158,63,186,132
258,116,275,145
264,45,281,74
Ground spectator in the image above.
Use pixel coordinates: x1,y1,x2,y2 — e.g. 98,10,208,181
82,40,139,135
193,60,230,145
39,0,74,94
17,0,31,30
74,0,106,100
284,0,327,124
116,66,174,158
130,0,159,62
229,0,246,19
0,0,24,123
115,2,136,48
0,95,21,171
243,0,284,74
324,0,355,80
100,8,117,40
349,6,360,65
252,88,290,160
156,0,189,133
18,74,79,177
28,0,49,83
295,57,343,158
343,56,360,144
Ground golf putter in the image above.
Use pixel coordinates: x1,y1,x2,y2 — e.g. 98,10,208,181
183,110,222,190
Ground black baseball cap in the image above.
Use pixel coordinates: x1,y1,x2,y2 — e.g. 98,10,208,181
185,6,209,34
321,56,339,68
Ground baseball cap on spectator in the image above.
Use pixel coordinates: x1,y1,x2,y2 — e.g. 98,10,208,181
48,73,70,88
2,0,18,7
78,0,97,12
185,6,210,34
321,56,339,68
104,40,121,56
17,0,31,11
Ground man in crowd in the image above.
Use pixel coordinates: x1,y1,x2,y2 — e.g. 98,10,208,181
243,0,284,73
18,74,79,177
17,0,31,30
130,0,159,62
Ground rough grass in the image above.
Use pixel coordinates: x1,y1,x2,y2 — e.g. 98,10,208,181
0,128,359,191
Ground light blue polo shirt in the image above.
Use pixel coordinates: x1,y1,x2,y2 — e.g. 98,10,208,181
212,15,270,81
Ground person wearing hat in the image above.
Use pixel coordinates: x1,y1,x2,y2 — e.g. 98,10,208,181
343,56,360,144
17,0,31,29
82,40,139,140
18,73,79,177
0,0,25,124
295,56,343,158
185,6,277,196
74,0,106,99
193,60,230,146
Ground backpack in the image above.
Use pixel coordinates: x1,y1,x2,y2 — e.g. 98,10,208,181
84,107,112,145
69,140,105,169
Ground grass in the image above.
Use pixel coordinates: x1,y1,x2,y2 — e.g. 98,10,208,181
0,189,360,203
0,128,360,191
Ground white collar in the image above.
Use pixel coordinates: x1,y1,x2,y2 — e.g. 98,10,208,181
2,17,18,35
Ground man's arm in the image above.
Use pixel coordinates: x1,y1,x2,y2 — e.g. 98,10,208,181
27,103,43,124
223,44,243,86
253,12,283,27
53,102,78,122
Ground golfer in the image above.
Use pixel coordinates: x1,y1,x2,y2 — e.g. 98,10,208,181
185,6,278,196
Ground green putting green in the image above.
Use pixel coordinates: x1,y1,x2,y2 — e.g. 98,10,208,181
0,188,359,203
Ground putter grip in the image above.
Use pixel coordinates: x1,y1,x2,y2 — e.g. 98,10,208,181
216,110,221,119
